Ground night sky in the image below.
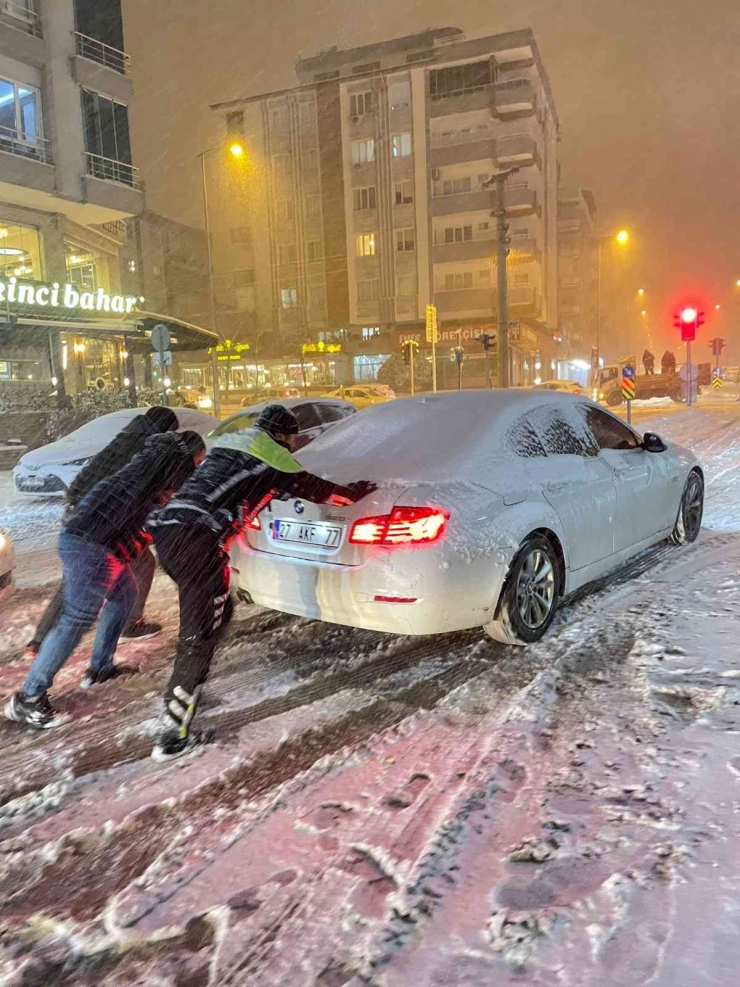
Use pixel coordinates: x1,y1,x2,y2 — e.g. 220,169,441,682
124,0,740,355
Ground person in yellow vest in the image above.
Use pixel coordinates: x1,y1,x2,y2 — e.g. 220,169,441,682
148,404,374,761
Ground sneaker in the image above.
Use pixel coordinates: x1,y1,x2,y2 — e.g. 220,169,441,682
119,621,162,642
4,692,68,730
151,728,203,763
151,684,202,763
80,663,136,690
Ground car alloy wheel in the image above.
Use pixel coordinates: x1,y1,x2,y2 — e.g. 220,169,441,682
671,470,704,545
484,534,561,646
515,546,556,630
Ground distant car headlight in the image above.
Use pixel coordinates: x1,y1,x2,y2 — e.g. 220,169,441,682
197,396,213,409
66,457,91,467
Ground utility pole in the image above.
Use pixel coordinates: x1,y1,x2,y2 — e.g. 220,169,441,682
483,168,518,388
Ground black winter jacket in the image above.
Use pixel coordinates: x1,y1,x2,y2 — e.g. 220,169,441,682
66,413,170,508
65,432,197,561
149,427,357,543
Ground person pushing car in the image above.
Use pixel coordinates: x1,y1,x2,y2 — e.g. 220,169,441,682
149,403,375,761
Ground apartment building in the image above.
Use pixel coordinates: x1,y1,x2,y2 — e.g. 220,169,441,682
211,27,560,386
557,188,597,361
0,0,214,399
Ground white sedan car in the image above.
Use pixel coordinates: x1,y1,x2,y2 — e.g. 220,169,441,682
230,391,702,645
13,407,219,498
0,528,14,603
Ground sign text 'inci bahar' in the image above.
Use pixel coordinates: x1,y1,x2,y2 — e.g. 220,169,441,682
0,278,144,315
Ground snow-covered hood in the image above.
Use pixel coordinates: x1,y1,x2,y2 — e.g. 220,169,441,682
17,437,103,470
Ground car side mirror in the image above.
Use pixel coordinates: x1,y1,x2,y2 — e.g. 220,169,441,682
643,432,667,453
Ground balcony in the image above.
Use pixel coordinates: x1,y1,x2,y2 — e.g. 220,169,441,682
435,287,494,316
0,0,43,65
495,134,537,167
0,0,41,36
73,33,133,102
0,125,51,165
505,186,538,215
0,125,55,207
429,87,494,119
83,153,143,221
430,134,496,169
508,234,537,259
432,188,491,217
493,79,535,116
74,32,129,74
509,284,538,310
433,230,496,264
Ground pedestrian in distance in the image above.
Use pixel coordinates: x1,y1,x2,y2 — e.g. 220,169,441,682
148,403,376,762
24,406,180,661
661,350,677,376
5,430,206,730
642,349,655,375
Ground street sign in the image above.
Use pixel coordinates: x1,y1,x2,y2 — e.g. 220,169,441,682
152,351,173,366
621,364,636,406
150,324,171,352
425,304,438,344
712,367,723,389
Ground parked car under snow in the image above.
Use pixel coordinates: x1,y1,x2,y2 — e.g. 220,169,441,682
13,407,219,498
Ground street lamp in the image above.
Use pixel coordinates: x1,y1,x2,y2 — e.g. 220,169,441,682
595,228,631,367
198,139,248,415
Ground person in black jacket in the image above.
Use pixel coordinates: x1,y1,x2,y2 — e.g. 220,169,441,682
5,431,206,730
25,406,179,658
148,403,375,761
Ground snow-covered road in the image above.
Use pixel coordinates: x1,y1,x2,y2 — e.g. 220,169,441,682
1,406,740,985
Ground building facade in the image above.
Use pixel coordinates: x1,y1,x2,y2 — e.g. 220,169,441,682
0,0,215,402
557,188,597,365
211,27,560,388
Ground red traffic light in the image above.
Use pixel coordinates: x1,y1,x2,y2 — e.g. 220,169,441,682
673,306,704,342
681,307,697,323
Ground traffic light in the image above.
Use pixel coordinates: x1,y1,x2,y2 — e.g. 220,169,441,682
673,307,704,343
402,339,419,365
710,336,726,357
477,333,494,352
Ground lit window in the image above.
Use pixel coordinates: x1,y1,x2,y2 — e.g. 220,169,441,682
442,177,472,196
392,132,412,157
281,287,298,308
355,232,376,257
362,326,381,339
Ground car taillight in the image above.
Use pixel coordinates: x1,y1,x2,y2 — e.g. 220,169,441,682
246,515,261,530
350,507,449,546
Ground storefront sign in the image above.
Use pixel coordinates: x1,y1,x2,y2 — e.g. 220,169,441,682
0,277,143,315
302,341,341,354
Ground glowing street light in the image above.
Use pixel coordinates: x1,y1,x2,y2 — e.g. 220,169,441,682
229,141,245,159
637,288,645,296
715,304,721,310
641,310,647,317
615,229,630,245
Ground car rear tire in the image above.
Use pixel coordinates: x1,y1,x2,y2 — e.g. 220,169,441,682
669,469,704,545
606,391,623,407
484,535,560,646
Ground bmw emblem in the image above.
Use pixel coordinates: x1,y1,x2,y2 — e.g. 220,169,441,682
294,500,305,515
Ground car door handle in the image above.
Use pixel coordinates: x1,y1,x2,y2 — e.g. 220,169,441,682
548,483,568,493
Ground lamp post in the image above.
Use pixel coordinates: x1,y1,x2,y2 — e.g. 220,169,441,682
482,167,519,388
198,139,246,417
595,228,630,368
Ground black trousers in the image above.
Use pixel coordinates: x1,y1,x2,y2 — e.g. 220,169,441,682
153,523,232,705
30,546,156,647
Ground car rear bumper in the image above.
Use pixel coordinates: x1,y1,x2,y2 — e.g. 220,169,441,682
229,540,500,636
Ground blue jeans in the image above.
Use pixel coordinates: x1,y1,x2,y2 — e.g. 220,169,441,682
23,531,138,697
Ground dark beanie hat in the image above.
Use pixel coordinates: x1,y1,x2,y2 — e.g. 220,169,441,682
180,430,206,460
145,405,179,432
256,403,299,436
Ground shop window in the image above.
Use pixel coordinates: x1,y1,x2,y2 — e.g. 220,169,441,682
0,221,42,279
64,238,111,291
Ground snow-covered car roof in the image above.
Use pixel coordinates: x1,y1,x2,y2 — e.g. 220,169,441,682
296,389,596,484
18,407,220,468
209,398,355,437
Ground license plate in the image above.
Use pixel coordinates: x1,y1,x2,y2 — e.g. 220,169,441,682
23,476,46,488
272,519,342,547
